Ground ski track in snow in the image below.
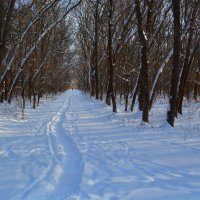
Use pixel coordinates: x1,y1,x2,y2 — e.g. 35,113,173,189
0,90,200,200
0,92,83,200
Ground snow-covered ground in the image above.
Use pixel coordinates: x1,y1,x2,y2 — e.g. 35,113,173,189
0,90,200,200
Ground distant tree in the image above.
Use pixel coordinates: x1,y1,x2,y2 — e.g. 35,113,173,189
0,0,82,109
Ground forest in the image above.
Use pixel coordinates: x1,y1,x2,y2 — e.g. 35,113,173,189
0,1,200,199
0,0,200,127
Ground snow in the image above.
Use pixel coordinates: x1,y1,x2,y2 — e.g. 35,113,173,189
143,30,148,41
149,48,173,100
0,90,200,200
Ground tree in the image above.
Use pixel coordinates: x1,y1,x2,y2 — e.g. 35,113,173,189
0,0,82,108
75,0,200,126
176,1,200,114
106,0,117,112
135,0,150,123
167,0,181,127
94,0,100,99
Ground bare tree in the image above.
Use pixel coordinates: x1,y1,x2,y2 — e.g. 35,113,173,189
135,0,150,123
167,0,181,127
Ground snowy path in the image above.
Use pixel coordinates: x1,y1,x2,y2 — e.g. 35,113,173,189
0,90,200,200
63,91,200,200
18,93,84,200
0,92,83,200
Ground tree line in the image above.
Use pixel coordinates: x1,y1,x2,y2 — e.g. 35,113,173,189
0,0,199,127
0,0,82,110
75,0,200,127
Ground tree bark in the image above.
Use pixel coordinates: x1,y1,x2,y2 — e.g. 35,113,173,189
193,65,200,100
0,0,15,72
94,0,99,100
106,0,117,112
135,0,150,123
177,4,199,114
167,0,181,127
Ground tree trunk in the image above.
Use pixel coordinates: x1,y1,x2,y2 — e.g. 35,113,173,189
0,0,4,70
135,0,150,123
130,83,139,112
37,93,41,107
125,78,129,111
193,65,200,100
176,5,198,115
94,0,99,100
0,0,15,76
21,86,25,118
33,92,36,109
167,0,181,127
106,0,117,112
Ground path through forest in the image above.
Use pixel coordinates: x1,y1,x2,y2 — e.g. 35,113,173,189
0,90,200,200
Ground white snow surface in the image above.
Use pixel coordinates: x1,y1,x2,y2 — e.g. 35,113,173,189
0,90,200,200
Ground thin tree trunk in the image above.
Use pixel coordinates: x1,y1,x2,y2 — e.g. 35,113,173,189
37,92,41,107
125,79,129,112
193,65,200,100
21,85,25,118
33,92,36,109
176,5,199,115
0,0,4,71
94,0,99,99
130,83,139,112
106,0,117,112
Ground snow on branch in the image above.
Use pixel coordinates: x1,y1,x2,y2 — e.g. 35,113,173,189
150,48,173,100
7,0,82,99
